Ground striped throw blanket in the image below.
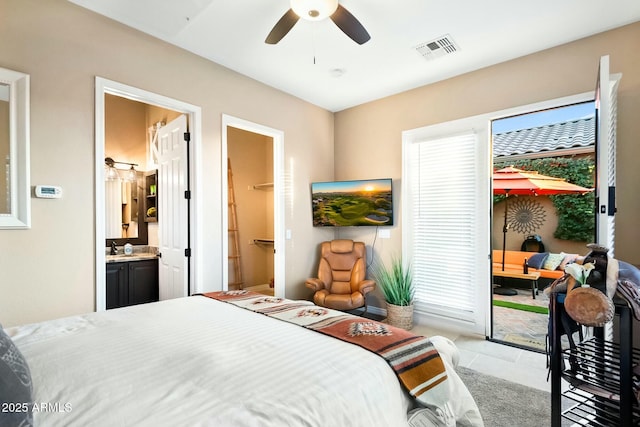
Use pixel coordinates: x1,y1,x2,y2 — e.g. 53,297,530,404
202,291,450,410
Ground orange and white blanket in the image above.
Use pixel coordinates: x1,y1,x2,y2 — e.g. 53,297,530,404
203,291,452,414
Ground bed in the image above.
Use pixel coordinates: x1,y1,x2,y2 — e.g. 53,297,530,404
4,292,482,427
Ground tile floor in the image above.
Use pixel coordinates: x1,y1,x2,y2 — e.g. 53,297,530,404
411,322,553,392
410,286,555,392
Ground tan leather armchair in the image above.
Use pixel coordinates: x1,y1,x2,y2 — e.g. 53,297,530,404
305,239,376,312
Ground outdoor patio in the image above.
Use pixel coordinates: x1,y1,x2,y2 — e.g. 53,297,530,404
492,286,550,352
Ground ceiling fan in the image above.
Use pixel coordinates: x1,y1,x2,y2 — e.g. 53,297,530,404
265,0,371,45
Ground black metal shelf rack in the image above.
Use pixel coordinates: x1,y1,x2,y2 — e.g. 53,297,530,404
550,296,639,426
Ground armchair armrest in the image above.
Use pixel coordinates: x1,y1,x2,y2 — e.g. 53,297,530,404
305,278,325,292
358,279,376,295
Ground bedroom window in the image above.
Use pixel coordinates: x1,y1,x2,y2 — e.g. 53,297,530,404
402,129,489,333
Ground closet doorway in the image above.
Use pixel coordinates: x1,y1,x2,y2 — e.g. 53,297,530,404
222,115,285,298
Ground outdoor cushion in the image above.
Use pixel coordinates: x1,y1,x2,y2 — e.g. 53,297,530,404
492,250,564,280
559,253,579,270
527,252,549,269
543,253,565,271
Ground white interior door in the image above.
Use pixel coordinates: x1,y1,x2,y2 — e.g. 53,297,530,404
158,114,189,300
595,55,621,256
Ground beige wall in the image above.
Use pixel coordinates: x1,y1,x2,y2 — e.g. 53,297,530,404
105,94,147,167
0,0,333,327
334,22,640,289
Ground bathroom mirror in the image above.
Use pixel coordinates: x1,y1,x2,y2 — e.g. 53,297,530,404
105,170,148,246
0,67,30,229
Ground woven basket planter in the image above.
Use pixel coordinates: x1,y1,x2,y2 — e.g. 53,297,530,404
385,302,414,330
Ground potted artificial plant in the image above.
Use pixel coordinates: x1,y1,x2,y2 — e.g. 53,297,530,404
372,256,415,330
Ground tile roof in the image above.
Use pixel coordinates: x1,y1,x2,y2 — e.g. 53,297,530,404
493,116,595,158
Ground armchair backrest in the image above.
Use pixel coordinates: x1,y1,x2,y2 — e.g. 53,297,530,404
317,240,367,295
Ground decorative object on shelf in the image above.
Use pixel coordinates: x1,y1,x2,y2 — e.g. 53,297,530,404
563,244,617,327
563,265,614,328
144,171,157,223
124,243,133,256
564,262,595,286
546,246,616,328
372,256,414,330
147,121,164,170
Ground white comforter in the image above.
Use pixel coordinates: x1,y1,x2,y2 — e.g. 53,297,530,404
10,296,415,427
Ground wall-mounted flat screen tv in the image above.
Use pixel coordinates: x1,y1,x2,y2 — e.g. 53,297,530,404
311,178,393,227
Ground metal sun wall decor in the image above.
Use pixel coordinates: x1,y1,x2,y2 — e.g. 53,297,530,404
507,197,546,234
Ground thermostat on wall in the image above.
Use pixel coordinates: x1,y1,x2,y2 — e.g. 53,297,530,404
35,185,63,199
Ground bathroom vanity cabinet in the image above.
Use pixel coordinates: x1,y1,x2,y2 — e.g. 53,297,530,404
106,258,159,309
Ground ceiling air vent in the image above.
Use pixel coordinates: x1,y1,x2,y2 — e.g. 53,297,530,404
415,34,460,61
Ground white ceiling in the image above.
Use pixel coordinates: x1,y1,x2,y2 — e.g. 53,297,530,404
69,0,640,112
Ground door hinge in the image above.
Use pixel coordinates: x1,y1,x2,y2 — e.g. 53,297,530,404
184,190,191,199
184,132,191,142
185,248,191,257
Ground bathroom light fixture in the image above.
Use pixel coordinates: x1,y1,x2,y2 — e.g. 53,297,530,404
105,157,119,181
104,157,138,182
125,165,137,182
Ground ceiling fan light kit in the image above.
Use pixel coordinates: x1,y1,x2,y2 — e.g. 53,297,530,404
266,0,370,45
291,0,338,21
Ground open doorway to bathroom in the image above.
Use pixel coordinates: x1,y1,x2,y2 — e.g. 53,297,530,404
95,77,202,312
490,101,596,352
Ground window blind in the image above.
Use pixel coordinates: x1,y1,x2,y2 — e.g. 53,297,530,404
407,132,480,321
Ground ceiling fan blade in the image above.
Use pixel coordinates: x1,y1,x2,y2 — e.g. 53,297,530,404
330,4,370,45
265,9,300,44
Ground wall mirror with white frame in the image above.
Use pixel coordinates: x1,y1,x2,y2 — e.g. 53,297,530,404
0,67,30,229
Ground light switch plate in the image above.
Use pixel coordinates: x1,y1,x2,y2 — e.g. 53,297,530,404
378,229,391,239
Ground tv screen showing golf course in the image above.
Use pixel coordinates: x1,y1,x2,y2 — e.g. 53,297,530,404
311,178,393,227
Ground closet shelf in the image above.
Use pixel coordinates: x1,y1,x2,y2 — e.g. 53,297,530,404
252,183,273,190
253,238,274,245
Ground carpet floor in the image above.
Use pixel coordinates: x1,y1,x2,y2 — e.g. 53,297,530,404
457,366,573,427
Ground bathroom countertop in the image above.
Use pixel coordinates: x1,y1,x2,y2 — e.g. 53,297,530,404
106,253,159,263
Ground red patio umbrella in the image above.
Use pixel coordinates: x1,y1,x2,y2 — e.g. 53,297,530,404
493,166,593,270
